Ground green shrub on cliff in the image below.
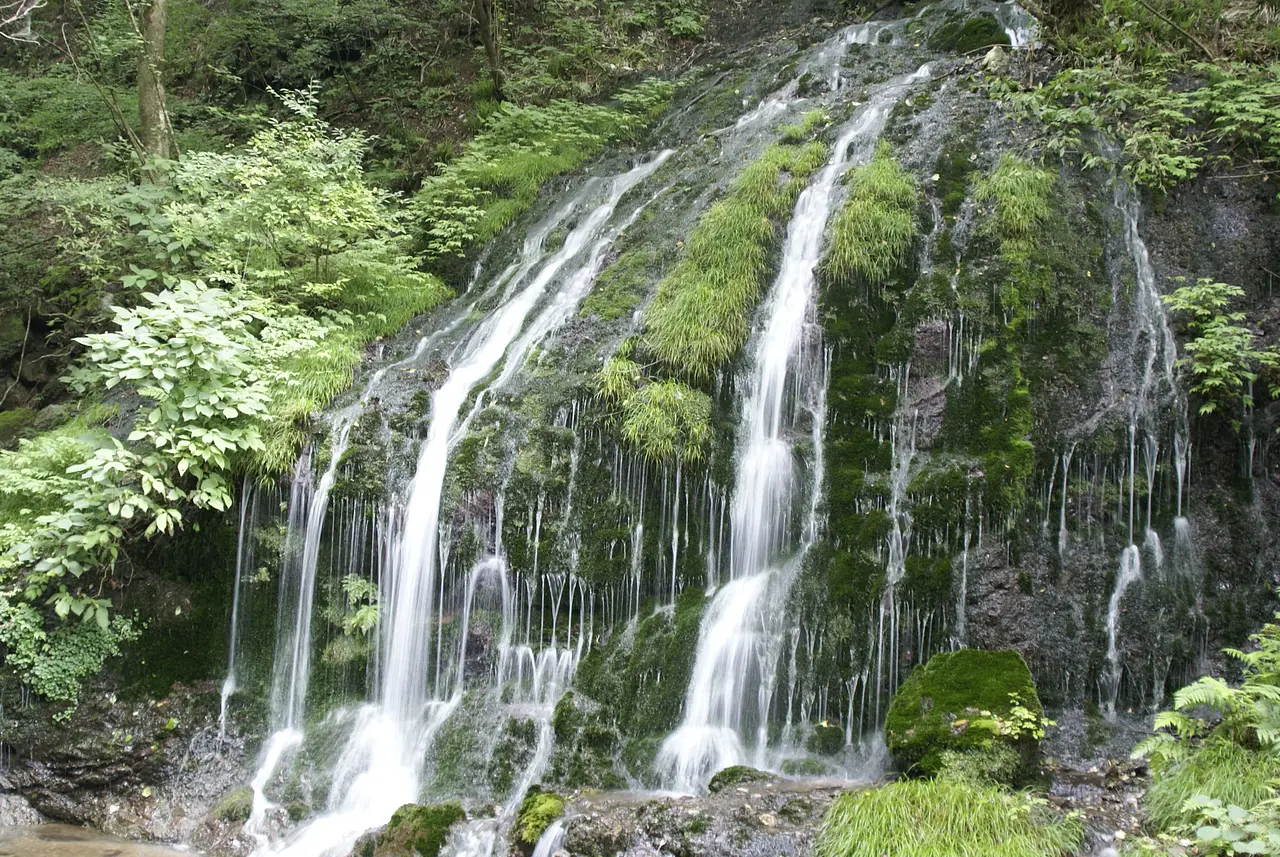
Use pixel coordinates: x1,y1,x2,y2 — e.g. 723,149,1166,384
885,649,1047,782
1134,608,1280,832
826,142,918,287
644,139,829,379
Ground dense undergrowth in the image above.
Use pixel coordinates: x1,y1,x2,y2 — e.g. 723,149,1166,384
1124,609,1280,855
0,0,682,709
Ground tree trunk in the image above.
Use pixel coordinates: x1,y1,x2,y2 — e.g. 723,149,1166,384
473,0,504,102
137,0,174,163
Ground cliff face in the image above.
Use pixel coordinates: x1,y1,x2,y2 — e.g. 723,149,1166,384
1,2,1277,853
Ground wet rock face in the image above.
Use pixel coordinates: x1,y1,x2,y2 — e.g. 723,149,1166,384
0,680,251,851
562,777,846,857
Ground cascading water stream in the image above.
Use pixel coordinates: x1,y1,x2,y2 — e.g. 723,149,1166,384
655,63,932,794
249,151,671,857
1100,172,1191,717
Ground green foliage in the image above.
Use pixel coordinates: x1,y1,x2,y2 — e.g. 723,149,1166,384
1141,743,1280,834
1162,278,1279,420
1135,608,1280,766
826,142,918,286
886,649,1045,781
339,574,379,636
595,356,712,463
516,790,565,844
1134,608,1280,832
0,92,449,713
0,69,141,160
1184,794,1280,856
780,110,830,144
414,80,673,260
369,802,466,857
1017,1,1280,192
645,140,829,378
937,744,1024,787
0,590,140,719
814,778,1082,857
974,155,1054,249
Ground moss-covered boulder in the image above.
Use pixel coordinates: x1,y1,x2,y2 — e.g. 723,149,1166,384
352,802,466,857
885,649,1043,781
516,788,565,845
707,765,771,794
926,13,1010,54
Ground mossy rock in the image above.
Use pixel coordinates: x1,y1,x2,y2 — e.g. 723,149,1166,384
926,13,1010,54
0,407,36,448
885,649,1042,781
806,724,845,756
209,785,253,823
516,789,565,845
707,765,771,794
355,802,466,857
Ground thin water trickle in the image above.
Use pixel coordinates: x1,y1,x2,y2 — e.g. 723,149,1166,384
655,63,932,794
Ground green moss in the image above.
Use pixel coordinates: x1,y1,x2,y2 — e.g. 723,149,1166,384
815,779,1081,857
0,408,37,449
1145,741,1280,832
580,247,663,321
371,802,466,857
644,139,829,379
780,110,830,144
885,649,1042,781
926,13,1011,55
210,785,254,822
516,790,566,844
707,764,771,793
807,724,846,756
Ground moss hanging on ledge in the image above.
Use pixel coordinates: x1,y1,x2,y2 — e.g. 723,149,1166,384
644,139,829,379
826,141,919,286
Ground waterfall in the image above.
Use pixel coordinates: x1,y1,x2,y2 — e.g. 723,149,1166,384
247,151,672,857
220,476,258,740
654,63,932,794
530,819,567,857
1098,176,1190,714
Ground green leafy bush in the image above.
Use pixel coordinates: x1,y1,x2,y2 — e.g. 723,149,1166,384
1162,278,1278,420
1134,607,1280,832
413,80,673,260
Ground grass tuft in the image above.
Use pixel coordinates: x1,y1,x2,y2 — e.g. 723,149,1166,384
826,141,918,286
1144,740,1280,832
815,779,1082,857
644,140,828,379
